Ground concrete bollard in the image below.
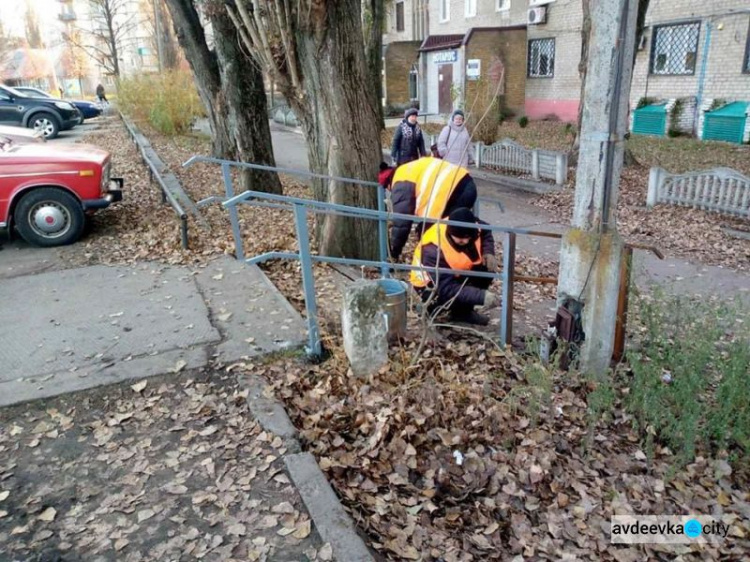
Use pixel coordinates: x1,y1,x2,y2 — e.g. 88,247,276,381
342,280,389,377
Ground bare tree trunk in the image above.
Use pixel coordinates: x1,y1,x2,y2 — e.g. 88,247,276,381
211,11,281,193
294,4,381,258
227,0,382,258
363,0,385,130
164,0,233,158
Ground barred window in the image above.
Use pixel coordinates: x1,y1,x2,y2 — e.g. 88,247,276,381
528,38,555,78
650,22,700,75
744,23,750,74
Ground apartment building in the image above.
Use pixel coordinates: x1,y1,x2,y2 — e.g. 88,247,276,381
383,0,584,122
383,1,750,135
630,1,750,140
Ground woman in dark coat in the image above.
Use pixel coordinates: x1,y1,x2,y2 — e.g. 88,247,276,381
390,108,426,166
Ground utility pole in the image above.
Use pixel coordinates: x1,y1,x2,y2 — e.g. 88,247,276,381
556,0,638,375
153,0,164,72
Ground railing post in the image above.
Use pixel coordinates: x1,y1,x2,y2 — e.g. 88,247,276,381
647,167,662,207
612,245,633,363
377,185,389,277
476,142,483,168
555,153,567,185
293,203,322,358
531,150,540,180
180,216,189,250
222,163,245,261
500,232,516,346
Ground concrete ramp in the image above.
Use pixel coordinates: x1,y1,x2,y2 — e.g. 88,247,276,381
0,257,306,407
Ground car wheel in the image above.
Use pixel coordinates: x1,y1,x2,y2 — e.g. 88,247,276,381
29,112,61,139
14,188,85,247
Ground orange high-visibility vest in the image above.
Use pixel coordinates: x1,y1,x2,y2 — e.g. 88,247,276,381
391,157,470,219
410,223,483,288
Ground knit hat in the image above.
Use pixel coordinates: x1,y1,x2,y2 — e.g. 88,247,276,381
378,162,395,188
446,208,479,240
404,108,419,119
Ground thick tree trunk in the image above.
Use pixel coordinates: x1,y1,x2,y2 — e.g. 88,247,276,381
164,0,233,158
363,0,385,130
280,1,381,259
211,12,281,193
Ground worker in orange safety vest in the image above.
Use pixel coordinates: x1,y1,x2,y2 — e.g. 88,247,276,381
410,208,500,326
378,157,478,260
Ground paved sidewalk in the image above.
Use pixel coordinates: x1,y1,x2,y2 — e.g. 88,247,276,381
0,255,307,407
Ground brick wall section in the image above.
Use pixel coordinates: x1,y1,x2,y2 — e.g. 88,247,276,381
464,28,527,116
384,41,421,107
525,0,583,103
430,0,527,34
631,1,750,106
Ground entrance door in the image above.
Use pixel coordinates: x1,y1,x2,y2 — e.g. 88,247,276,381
438,64,453,114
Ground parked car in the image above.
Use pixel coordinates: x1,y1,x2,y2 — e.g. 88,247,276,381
0,85,81,139
14,87,102,122
0,125,45,144
0,136,122,246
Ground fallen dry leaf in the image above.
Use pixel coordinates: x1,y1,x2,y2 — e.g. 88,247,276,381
37,507,56,522
131,380,148,393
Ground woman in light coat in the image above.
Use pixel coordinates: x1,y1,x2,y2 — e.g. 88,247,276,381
437,109,475,168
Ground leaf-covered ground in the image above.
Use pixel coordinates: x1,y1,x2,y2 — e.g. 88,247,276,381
0,370,331,562
241,333,750,561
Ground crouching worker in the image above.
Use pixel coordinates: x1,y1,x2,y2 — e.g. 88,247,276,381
378,157,478,260
410,208,500,326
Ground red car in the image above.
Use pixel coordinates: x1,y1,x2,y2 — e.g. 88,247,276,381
0,135,122,246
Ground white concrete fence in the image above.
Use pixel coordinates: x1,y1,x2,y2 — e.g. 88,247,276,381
474,139,568,185
425,136,568,185
647,167,750,218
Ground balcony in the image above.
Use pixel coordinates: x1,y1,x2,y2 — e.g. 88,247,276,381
58,12,77,21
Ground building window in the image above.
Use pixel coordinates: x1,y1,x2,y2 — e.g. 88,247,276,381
440,0,450,22
528,38,555,78
497,0,511,11
465,0,477,18
649,22,700,75
744,22,750,74
396,1,404,32
409,66,419,100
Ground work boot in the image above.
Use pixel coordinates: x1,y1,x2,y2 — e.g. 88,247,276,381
449,309,490,326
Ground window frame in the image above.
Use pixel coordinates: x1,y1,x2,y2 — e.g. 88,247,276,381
527,38,555,78
395,1,405,32
496,0,511,11
743,21,750,74
408,66,419,101
440,0,450,23
465,0,477,18
649,21,701,76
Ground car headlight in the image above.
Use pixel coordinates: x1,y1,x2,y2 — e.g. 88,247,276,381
101,162,111,190
54,101,74,110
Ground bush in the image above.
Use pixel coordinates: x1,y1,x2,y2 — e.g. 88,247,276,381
623,290,750,470
518,116,529,128
118,71,205,135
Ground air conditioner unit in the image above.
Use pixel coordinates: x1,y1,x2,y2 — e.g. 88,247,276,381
527,7,547,25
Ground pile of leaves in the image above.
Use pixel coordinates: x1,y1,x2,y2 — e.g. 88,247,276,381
0,370,330,561
241,334,750,561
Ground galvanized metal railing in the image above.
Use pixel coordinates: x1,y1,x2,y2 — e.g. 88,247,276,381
183,156,561,358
